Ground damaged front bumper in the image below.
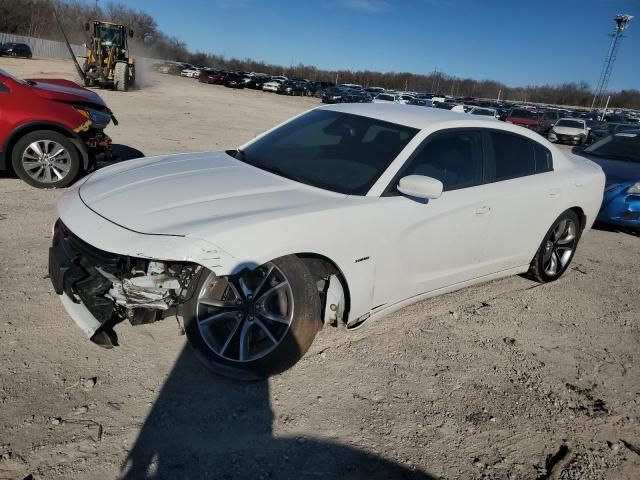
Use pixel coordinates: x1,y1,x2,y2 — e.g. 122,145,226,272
80,129,113,165
597,184,640,230
49,220,201,347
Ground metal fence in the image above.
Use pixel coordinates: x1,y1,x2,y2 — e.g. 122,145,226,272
0,32,165,70
0,32,84,58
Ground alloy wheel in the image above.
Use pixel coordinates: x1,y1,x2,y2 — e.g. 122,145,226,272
196,264,294,363
21,140,72,184
542,218,577,276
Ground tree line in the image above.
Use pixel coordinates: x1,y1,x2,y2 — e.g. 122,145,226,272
1,0,639,109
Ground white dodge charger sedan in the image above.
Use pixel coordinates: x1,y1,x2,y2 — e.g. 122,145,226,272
49,104,605,380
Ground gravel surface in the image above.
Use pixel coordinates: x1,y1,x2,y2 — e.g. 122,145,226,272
0,58,639,480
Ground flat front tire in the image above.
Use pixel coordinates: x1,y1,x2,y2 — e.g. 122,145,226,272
184,255,322,381
528,210,581,282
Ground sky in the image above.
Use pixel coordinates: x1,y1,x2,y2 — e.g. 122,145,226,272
113,0,638,90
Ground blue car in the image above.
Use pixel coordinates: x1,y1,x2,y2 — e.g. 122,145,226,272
576,130,640,231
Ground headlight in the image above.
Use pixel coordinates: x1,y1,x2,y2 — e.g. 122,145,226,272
627,182,640,194
75,106,111,129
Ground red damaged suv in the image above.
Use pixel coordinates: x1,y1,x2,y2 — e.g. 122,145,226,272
0,68,116,188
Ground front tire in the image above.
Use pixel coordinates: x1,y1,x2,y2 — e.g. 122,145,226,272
528,210,581,282
11,130,82,188
114,62,129,91
184,255,322,381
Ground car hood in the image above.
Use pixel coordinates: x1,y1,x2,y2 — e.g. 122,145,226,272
79,151,345,236
26,79,107,107
553,126,584,135
579,154,640,186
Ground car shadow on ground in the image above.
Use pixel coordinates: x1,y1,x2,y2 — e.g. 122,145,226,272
593,221,639,237
106,144,145,163
119,346,436,480
0,144,144,181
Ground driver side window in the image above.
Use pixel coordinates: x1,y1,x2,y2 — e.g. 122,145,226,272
398,129,484,192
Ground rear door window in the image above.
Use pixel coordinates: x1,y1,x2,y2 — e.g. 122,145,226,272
489,131,552,181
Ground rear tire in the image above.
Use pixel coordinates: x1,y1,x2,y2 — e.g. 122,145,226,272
11,130,82,188
184,255,322,381
114,62,129,92
527,210,581,283
129,64,136,87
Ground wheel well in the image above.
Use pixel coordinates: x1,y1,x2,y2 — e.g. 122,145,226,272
569,206,587,232
295,253,351,324
4,125,86,173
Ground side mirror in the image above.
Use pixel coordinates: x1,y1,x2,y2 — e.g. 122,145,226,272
397,175,443,200
129,30,134,38
84,22,90,31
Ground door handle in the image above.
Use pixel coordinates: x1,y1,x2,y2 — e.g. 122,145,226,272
549,188,561,198
475,206,491,215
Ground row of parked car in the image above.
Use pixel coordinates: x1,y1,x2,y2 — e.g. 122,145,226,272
156,63,331,96
157,62,640,147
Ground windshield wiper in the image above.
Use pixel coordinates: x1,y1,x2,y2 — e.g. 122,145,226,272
229,149,305,183
252,163,303,182
227,149,247,162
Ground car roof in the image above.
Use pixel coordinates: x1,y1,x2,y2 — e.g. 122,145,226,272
320,103,497,129
316,103,567,148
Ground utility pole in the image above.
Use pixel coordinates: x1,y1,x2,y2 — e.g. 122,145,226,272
602,95,611,120
591,14,633,111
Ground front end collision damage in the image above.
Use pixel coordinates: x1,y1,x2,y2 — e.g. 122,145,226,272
598,182,640,229
50,220,202,347
50,219,353,348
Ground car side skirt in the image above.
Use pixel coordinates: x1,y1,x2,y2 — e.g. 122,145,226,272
348,264,530,330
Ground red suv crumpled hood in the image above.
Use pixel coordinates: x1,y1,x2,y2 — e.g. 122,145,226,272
26,78,107,107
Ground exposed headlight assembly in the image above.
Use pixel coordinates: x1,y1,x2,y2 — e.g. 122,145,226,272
75,106,112,129
627,182,640,194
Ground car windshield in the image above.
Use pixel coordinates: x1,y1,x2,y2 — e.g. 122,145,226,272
556,120,584,129
376,94,395,101
234,110,418,195
510,109,539,119
583,132,640,163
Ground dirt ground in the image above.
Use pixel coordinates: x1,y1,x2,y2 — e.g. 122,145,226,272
0,57,639,480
